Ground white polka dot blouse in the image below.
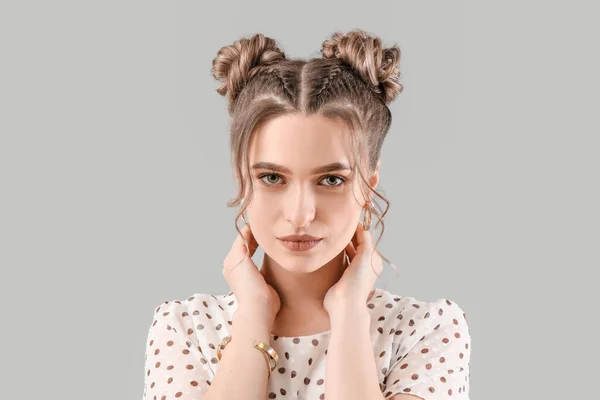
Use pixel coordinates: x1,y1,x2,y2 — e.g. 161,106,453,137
143,287,471,399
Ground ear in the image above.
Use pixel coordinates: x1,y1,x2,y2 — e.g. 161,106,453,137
366,159,381,204
370,159,381,189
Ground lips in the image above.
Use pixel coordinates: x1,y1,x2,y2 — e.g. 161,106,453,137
278,237,322,251
278,234,322,242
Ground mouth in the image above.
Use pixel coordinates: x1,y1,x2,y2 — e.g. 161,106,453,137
278,234,322,242
278,238,323,251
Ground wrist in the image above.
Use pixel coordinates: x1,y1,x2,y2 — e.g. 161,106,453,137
234,306,275,329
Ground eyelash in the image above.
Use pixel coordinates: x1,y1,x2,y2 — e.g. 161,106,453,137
256,172,347,189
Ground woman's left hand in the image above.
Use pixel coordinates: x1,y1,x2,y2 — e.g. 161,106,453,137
323,221,383,316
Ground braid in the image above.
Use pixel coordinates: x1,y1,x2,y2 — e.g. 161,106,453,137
313,63,342,100
254,64,298,103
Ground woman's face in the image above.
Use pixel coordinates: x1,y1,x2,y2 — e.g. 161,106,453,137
245,113,379,273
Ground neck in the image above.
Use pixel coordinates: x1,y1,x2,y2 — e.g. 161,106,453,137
259,249,349,313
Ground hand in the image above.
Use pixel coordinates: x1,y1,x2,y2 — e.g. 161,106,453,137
223,224,281,324
323,221,383,315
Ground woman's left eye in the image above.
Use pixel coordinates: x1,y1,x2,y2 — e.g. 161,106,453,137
320,175,346,187
257,173,346,188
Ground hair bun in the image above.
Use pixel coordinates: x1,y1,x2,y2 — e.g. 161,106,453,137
211,33,286,108
321,29,403,104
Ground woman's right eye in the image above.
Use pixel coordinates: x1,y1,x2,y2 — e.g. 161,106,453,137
257,173,283,186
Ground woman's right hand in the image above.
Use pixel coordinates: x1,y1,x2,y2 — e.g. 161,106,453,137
223,224,281,325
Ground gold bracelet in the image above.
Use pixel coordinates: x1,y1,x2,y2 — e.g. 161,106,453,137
253,341,279,374
252,342,272,378
216,335,279,377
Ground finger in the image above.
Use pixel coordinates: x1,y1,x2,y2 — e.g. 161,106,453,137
345,240,356,261
243,225,259,256
235,224,258,257
351,221,360,249
355,220,372,250
352,221,362,249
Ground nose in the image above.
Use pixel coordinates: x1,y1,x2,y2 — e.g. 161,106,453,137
284,183,316,228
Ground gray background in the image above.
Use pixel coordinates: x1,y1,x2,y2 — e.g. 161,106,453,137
1,1,598,399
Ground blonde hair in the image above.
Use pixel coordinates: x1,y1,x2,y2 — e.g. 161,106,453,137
211,29,403,281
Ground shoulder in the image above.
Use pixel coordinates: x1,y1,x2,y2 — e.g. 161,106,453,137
418,297,469,344
150,291,237,321
371,288,468,323
148,291,238,349
370,288,470,344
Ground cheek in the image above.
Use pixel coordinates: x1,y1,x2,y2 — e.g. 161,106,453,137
324,194,362,219
244,201,280,247
245,202,276,231
324,200,363,244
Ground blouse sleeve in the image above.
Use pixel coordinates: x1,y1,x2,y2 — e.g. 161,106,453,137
382,298,472,400
142,300,215,400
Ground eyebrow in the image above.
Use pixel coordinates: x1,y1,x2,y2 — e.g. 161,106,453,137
251,161,352,175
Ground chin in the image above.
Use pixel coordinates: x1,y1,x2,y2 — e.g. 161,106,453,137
262,244,320,271
272,245,340,273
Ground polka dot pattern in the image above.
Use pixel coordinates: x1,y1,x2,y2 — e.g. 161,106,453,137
381,298,471,399
142,300,214,399
142,289,471,400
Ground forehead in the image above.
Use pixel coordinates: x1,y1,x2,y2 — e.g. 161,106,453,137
249,114,353,169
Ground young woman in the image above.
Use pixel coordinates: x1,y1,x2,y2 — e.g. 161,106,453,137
143,29,471,400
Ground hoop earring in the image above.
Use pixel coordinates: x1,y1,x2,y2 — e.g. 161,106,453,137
362,203,372,231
